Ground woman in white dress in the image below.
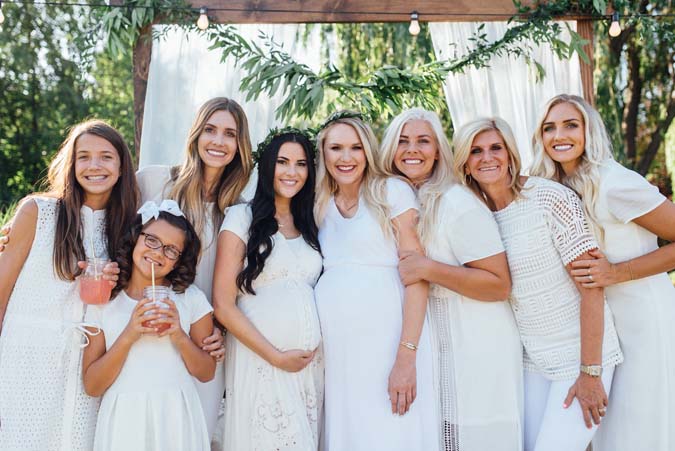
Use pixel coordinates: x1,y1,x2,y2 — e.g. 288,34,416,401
136,97,254,438
213,128,323,450
0,120,139,450
378,108,523,451
313,111,439,451
453,117,623,451
530,94,675,451
83,201,215,451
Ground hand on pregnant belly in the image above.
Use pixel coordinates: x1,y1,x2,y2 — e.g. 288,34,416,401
271,348,317,373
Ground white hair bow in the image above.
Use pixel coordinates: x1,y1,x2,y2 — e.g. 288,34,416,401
137,200,185,225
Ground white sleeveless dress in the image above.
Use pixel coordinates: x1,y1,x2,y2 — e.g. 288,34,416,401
315,178,439,451
425,185,523,451
85,285,213,451
591,160,675,451
0,197,104,451
220,204,324,451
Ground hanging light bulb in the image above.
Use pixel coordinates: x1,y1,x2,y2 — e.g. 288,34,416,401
0,1,5,26
197,7,209,30
409,11,420,36
609,11,621,37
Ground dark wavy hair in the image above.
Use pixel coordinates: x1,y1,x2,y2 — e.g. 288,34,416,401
237,132,321,294
44,119,139,280
112,211,201,298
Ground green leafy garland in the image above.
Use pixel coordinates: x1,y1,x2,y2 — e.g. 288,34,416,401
97,0,607,122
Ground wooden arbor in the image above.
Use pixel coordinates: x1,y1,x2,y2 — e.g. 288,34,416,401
116,0,595,153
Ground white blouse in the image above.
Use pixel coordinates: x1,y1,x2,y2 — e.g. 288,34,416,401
493,177,623,380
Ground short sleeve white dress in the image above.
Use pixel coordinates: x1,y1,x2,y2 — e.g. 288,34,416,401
0,197,104,451
314,178,439,451
590,160,675,451
85,285,213,451
425,185,523,451
219,204,324,451
136,165,225,437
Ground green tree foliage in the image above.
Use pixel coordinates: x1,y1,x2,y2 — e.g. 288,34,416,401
0,3,134,210
595,0,675,178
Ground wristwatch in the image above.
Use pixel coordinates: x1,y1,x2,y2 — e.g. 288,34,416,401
580,364,603,377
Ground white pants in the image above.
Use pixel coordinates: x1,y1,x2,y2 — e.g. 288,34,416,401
524,367,615,451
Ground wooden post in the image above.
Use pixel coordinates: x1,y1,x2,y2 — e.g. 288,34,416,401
577,19,595,105
132,24,153,163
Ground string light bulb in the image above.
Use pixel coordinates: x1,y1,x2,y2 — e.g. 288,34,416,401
609,11,621,37
197,6,209,30
0,1,5,25
409,11,420,36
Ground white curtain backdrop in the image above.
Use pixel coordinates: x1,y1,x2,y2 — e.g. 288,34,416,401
139,24,321,169
430,21,584,171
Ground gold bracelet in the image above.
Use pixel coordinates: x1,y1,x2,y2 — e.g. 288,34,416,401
400,341,418,351
627,261,635,281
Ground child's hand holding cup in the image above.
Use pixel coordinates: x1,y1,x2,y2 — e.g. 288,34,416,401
142,286,172,333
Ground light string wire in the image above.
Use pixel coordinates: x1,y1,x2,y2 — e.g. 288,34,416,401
2,0,675,20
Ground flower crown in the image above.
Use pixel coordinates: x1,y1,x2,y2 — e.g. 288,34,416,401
253,126,316,165
317,110,364,132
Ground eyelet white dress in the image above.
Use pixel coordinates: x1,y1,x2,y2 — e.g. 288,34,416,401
314,178,439,451
85,285,213,451
0,197,103,451
219,204,324,451
590,159,675,451
425,184,523,451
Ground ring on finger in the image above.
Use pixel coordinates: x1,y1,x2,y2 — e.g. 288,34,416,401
588,274,594,281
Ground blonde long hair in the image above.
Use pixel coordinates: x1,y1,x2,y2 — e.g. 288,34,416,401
379,108,455,246
530,94,613,241
315,115,391,236
452,117,525,209
169,97,253,240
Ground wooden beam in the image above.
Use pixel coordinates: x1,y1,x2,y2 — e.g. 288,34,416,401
184,0,534,23
132,24,153,162
576,19,595,105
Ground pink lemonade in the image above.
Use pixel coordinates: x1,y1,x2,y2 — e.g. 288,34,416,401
142,318,171,334
79,277,112,305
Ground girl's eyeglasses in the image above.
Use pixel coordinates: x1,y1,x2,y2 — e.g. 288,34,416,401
140,232,182,260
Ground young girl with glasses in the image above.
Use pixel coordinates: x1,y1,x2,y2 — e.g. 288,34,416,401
82,201,216,451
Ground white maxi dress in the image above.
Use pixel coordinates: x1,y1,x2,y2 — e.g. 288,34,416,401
220,204,324,451
85,285,213,451
0,197,102,451
591,160,675,451
315,178,439,451
425,185,523,451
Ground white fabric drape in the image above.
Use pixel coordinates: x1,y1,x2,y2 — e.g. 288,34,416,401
430,21,584,171
139,25,320,168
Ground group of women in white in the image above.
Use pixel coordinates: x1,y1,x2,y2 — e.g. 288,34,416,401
0,93,673,451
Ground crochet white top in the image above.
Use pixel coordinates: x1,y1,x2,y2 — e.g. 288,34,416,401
493,177,623,380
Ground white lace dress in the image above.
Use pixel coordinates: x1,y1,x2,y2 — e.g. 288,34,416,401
590,160,675,451
425,185,523,451
85,285,213,451
0,197,104,451
492,177,623,379
315,178,439,451
219,204,324,451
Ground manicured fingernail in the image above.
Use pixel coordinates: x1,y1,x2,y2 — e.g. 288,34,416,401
563,403,568,408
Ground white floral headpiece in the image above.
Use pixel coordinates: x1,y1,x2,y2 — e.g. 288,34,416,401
137,200,185,225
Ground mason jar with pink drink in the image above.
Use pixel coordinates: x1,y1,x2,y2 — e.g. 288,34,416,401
79,258,113,305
